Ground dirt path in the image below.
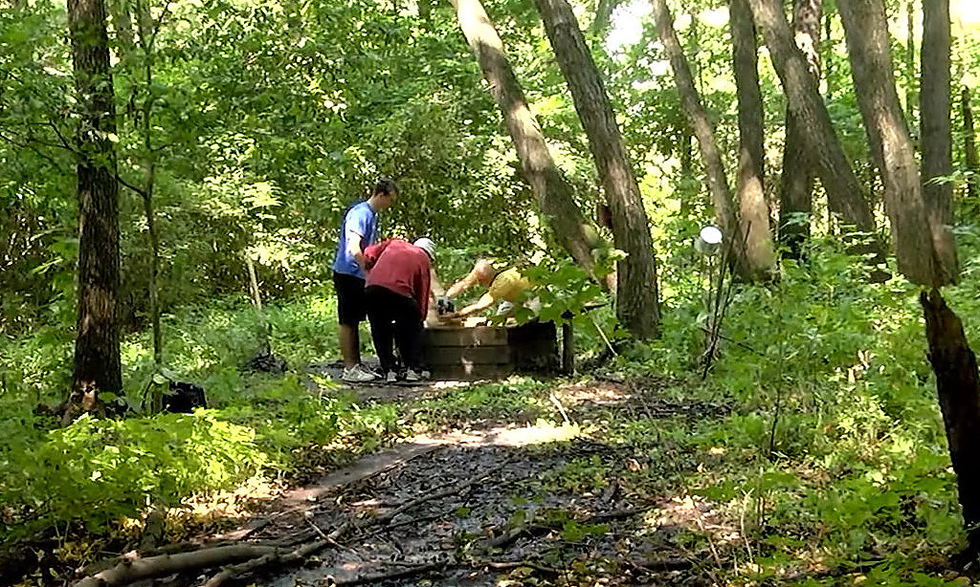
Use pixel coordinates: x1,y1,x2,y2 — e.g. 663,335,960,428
200,375,733,587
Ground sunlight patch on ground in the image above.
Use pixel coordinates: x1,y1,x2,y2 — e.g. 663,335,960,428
177,476,284,523
554,381,628,405
645,495,741,546
414,422,581,448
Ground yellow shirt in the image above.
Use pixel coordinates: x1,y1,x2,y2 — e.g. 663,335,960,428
487,268,530,303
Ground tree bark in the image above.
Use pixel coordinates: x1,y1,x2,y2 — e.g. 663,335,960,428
906,0,917,124
920,290,980,554
649,0,751,278
533,0,660,338
839,0,957,286
67,0,123,409
448,0,609,289
965,86,980,200
730,0,775,279
746,0,877,234
921,0,953,226
591,0,618,37
779,0,821,258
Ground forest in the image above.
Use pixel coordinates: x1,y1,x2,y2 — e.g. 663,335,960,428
3,0,980,584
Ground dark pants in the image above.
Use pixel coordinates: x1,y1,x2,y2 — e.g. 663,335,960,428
364,285,424,373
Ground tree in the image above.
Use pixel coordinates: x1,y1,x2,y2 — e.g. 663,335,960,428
838,0,956,286
533,0,660,338
649,0,751,278
921,0,953,227
779,0,822,257
965,86,980,200
448,0,611,290
746,0,877,235
730,0,775,278
66,0,123,415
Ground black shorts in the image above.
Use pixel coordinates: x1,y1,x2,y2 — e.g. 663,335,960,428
333,271,367,326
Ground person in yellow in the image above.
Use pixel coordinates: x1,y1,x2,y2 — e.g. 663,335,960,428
440,259,532,319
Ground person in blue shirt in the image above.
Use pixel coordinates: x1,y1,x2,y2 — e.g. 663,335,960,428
332,178,398,382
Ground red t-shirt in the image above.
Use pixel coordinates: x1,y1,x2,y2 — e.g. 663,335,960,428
363,239,432,316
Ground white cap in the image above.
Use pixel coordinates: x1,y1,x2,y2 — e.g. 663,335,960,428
413,237,436,260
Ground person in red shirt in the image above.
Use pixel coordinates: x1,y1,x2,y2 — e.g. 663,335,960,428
362,237,436,383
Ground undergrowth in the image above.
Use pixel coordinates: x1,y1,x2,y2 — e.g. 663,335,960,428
2,237,980,585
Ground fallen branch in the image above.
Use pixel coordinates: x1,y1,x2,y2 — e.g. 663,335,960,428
72,544,279,587
333,561,446,586
481,560,561,575
202,539,329,587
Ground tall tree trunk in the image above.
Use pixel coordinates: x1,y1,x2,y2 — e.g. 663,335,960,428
649,0,751,278
449,0,609,290
921,290,980,554
839,0,956,286
779,0,822,258
591,0,618,37
533,0,660,339
746,0,877,234
921,0,953,226
67,0,122,412
135,0,163,370
824,8,835,100
730,0,775,278
906,0,917,125
963,86,979,201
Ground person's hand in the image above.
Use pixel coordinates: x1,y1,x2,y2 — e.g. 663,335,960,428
437,296,455,315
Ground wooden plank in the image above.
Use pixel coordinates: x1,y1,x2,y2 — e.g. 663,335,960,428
423,326,508,347
508,321,559,373
430,363,514,379
423,345,511,366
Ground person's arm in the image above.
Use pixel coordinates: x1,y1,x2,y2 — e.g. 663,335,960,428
416,262,432,318
344,206,373,270
454,292,496,318
347,231,366,269
445,265,481,299
361,239,392,271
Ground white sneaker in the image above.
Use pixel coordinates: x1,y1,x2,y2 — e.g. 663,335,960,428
404,369,429,382
341,365,377,383
385,371,398,384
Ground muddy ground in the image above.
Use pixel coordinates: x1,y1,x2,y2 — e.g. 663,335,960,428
69,371,738,587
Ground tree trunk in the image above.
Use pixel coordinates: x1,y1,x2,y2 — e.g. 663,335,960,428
746,0,877,234
730,0,775,279
591,0,618,37
920,0,953,227
67,0,122,410
920,289,980,554
965,86,979,200
134,0,162,369
533,0,660,338
779,0,822,258
448,0,609,289
906,0,917,125
839,0,957,286
649,0,751,278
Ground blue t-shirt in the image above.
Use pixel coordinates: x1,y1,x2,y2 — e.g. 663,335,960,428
332,200,379,279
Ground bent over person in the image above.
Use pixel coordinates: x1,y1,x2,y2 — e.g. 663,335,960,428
363,237,436,383
332,178,397,382
442,258,531,319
